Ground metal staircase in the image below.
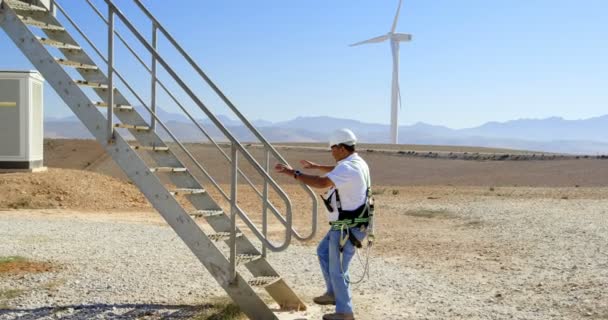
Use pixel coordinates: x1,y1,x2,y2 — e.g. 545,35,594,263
0,0,319,319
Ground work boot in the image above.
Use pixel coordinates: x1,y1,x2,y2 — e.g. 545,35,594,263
322,312,355,320
313,293,336,305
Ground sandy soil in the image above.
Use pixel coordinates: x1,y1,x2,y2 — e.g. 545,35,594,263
42,139,608,188
1,139,607,319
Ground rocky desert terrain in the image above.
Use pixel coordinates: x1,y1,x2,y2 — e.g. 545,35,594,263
1,139,607,319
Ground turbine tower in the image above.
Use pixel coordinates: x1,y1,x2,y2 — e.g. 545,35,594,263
350,0,412,144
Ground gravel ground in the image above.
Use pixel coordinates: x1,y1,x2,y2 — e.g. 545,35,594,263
1,191,607,320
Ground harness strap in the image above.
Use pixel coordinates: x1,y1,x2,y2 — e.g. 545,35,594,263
335,188,343,211
348,231,362,248
338,225,367,285
338,225,350,253
330,218,369,230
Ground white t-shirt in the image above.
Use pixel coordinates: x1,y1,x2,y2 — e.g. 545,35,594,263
324,153,371,222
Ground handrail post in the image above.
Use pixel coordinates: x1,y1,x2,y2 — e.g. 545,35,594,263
262,149,270,257
150,22,157,131
106,2,115,143
229,143,238,282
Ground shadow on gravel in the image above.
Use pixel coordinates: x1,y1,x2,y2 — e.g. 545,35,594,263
0,302,242,319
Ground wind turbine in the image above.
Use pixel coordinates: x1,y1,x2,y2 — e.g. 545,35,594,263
350,0,412,144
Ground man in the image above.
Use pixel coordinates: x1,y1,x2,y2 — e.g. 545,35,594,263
275,128,372,320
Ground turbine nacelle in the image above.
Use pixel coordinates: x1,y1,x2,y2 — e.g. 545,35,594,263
349,32,411,47
391,33,412,42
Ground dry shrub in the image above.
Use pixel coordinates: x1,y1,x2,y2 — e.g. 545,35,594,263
7,198,32,209
191,297,245,320
0,256,54,275
462,219,484,228
402,209,456,219
372,188,386,195
0,289,24,300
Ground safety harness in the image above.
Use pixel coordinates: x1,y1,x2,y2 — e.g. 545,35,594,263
325,188,372,231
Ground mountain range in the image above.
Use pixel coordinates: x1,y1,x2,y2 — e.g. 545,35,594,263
44,109,608,154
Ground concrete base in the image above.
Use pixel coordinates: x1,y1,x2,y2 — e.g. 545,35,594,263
0,166,47,173
0,160,43,170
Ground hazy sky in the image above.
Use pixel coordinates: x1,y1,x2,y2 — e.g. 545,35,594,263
1,0,606,129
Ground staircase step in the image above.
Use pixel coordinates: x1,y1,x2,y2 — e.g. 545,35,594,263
74,80,108,89
189,210,224,218
114,123,151,131
36,37,81,50
170,188,205,196
150,167,187,173
4,0,47,12
131,145,169,152
248,276,281,287
18,15,64,31
95,102,133,111
208,231,243,242
236,254,263,266
56,58,98,70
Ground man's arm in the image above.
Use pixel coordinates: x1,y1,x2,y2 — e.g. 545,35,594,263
275,163,334,189
295,172,334,189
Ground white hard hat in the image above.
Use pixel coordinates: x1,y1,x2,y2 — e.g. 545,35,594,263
329,128,357,148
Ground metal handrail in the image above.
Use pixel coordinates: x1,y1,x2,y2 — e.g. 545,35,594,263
80,0,308,239
129,0,319,241
101,0,294,251
69,0,303,248
54,2,295,251
53,0,316,250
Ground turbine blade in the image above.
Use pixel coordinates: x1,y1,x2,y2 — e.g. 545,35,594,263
391,0,404,33
392,33,412,42
349,34,389,47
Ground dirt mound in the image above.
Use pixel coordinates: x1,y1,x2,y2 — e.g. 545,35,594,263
44,139,106,170
0,169,150,210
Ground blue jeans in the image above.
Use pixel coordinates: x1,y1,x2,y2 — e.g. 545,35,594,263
317,227,366,314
